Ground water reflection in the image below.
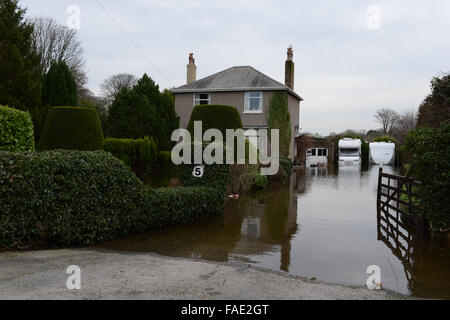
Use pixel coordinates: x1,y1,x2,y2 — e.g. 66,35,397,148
97,164,450,298
377,195,450,298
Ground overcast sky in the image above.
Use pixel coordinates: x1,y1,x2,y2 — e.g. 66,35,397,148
21,0,450,135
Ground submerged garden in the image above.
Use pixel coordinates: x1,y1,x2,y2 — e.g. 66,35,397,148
0,0,449,299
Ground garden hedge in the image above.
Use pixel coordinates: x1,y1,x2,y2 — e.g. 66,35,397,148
37,106,104,151
176,141,231,194
0,150,226,250
187,104,243,136
104,136,157,170
405,123,450,235
0,105,34,152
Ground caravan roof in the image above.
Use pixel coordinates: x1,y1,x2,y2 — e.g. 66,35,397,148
338,138,362,149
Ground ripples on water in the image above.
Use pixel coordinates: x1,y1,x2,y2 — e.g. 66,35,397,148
97,164,450,298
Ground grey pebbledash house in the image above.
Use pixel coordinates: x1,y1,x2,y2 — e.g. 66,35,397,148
170,47,303,158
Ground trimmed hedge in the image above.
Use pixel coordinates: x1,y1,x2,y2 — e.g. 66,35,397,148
0,150,226,250
152,187,225,226
103,136,157,168
37,106,104,151
178,161,230,195
187,104,243,136
176,142,231,194
0,105,34,152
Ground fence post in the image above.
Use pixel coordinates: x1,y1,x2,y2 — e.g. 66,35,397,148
377,167,382,239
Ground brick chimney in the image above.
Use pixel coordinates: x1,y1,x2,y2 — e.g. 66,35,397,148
186,53,196,84
285,46,294,89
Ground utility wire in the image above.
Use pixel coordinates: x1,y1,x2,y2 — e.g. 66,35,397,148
95,0,173,87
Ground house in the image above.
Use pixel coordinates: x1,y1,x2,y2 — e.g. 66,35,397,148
170,47,303,159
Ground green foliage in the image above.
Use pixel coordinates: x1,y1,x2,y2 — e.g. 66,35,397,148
279,158,293,176
107,74,179,150
0,150,226,250
155,150,173,168
267,91,291,158
374,135,398,145
227,164,258,194
42,61,77,107
267,163,287,181
37,106,104,151
0,150,152,249
417,74,450,128
178,161,230,195
0,105,34,152
152,187,225,226
405,123,450,234
0,0,42,114
187,104,243,137
252,173,267,189
103,136,157,173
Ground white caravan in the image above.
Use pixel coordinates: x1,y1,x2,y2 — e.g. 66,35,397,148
338,138,362,162
369,142,395,165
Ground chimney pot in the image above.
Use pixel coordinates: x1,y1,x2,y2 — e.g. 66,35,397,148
186,53,197,84
285,46,294,89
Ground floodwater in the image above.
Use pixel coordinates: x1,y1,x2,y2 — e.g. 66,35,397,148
97,164,450,298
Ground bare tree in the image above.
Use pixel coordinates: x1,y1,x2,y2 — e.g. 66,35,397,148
396,110,417,132
31,17,87,89
392,109,417,144
374,108,400,134
100,73,137,107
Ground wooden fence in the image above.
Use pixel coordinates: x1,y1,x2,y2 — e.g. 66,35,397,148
376,167,425,283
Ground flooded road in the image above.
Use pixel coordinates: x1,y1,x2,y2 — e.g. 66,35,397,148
97,164,450,298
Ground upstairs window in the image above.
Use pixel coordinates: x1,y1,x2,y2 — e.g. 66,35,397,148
244,91,263,113
194,93,210,106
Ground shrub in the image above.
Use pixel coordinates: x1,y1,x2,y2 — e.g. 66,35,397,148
279,158,293,175
267,163,287,181
152,187,225,226
176,141,231,194
227,164,258,194
0,150,151,249
0,150,226,250
155,150,173,168
37,106,104,151
103,136,157,172
253,173,267,189
178,161,230,195
405,123,450,235
0,105,34,152
187,104,243,136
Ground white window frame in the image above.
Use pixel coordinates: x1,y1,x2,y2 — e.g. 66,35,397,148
193,93,211,106
243,91,263,114
307,148,328,157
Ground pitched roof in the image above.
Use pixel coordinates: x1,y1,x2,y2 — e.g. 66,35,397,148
171,66,303,101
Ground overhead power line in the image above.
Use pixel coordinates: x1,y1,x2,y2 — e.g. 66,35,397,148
95,0,173,87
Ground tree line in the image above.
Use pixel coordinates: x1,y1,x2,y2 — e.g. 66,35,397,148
0,0,179,149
